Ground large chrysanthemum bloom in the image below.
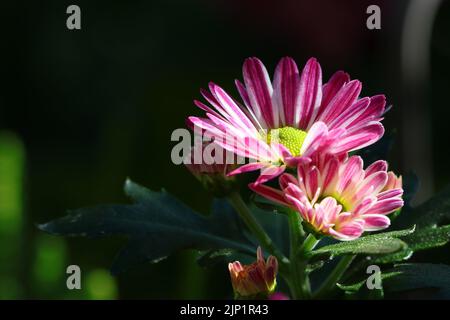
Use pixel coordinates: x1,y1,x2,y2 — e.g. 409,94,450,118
228,247,278,299
188,57,386,184
250,155,404,241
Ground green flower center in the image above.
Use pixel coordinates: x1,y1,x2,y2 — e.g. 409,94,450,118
267,126,308,156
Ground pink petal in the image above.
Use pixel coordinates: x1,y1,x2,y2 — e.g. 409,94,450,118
188,116,227,139
330,218,365,241
240,136,278,160
318,80,362,126
319,71,350,116
348,94,386,129
365,160,388,177
204,114,274,160
377,188,403,201
362,214,391,231
316,127,346,153
331,122,384,154
235,79,266,131
321,157,339,194
206,113,249,138
235,79,251,110
256,246,264,261
305,166,320,200
385,171,403,190
279,173,298,190
318,197,342,223
300,121,328,156
284,182,307,201
337,156,364,193
271,142,291,159
355,171,388,200
283,154,312,167
228,162,266,176
285,194,310,221
212,84,257,135
194,99,225,121
327,97,370,130
249,183,289,206
272,57,300,127
243,57,276,128
353,196,377,215
201,87,222,110
296,58,323,130
185,117,195,131
255,165,286,185
365,198,404,215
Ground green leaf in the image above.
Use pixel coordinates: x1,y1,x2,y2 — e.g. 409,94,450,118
383,263,450,298
196,204,290,268
250,204,290,256
309,227,414,258
340,281,385,300
338,270,398,295
403,224,450,251
38,179,255,274
341,263,450,299
370,248,413,264
196,249,234,268
306,260,325,273
371,225,450,264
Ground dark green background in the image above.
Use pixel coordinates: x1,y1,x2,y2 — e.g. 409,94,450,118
1,0,450,299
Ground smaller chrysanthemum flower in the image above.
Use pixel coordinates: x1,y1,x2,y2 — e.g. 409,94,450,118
228,247,278,299
188,57,387,185
184,142,237,196
250,155,404,241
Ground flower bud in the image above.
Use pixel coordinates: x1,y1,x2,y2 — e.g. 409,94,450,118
184,142,237,196
228,247,278,299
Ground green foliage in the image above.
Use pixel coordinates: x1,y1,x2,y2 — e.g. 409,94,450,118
196,204,290,268
250,204,290,256
37,176,450,299
309,227,414,258
336,187,450,299
196,249,234,268
404,224,450,250
39,179,255,274
368,225,450,265
383,263,450,298
341,264,450,299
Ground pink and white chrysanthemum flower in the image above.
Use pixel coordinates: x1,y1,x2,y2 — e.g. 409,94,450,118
250,155,404,241
188,57,387,184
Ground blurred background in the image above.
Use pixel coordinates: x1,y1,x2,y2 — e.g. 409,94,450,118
0,0,449,299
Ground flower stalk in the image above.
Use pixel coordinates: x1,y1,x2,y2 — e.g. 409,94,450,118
287,210,305,299
227,192,289,271
290,227,320,299
313,254,355,299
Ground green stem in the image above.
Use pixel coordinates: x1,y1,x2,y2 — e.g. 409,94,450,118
227,192,289,271
298,234,320,254
288,210,304,257
314,255,355,299
296,233,320,299
287,211,320,299
287,211,304,299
